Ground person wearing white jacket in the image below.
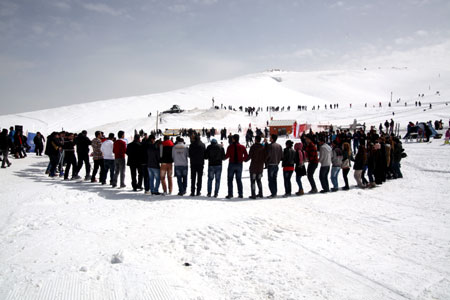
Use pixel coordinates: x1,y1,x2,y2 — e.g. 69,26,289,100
100,133,115,185
318,138,332,193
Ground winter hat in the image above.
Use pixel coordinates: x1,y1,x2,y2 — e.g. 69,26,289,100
211,138,217,144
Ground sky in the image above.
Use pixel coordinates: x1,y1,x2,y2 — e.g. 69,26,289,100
0,0,449,114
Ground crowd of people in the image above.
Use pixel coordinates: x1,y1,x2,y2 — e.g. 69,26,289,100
1,123,414,199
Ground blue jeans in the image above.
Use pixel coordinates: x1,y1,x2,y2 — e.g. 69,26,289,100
392,162,403,178
103,159,115,184
175,166,188,194
227,163,243,197
319,165,330,192
267,165,279,196
295,173,303,190
283,170,293,195
148,168,160,193
207,165,222,195
330,166,341,189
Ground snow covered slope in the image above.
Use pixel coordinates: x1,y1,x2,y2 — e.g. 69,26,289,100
1,65,449,137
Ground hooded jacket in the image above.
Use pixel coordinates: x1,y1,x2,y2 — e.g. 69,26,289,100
294,142,306,166
205,142,225,166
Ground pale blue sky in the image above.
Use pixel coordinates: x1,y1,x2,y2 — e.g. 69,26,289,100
1,0,449,114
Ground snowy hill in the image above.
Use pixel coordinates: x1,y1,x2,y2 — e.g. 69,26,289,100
1,66,449,137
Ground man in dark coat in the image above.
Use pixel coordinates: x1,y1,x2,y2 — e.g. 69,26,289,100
189,133,206,196
146,135,161,195
126,134,144,191
204,138,225,197
74,130,92,180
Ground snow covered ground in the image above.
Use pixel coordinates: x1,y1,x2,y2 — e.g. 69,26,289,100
1,65,450,299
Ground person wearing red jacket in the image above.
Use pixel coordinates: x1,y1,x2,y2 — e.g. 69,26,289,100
113,130,127,188
304,135,319,194
225,134,248,199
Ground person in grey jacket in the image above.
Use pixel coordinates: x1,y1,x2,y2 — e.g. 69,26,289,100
318,138,332,193
265,134,283,198
330,140,343,192
172,137,189,196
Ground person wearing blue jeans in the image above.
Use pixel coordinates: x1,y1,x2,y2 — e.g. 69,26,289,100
175,166,188,195
330,140,343,192
265,134,283,198
146,134,161,195
205,139,225,197
224,134,248,199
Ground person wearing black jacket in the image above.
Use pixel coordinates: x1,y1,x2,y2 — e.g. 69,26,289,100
282,140,296,197
126,134,145,191
74,130,92,180
204,138,225,197
63,133,77,180
46,132,62,177
189,133,206,196
146,135,161,195
0,128,12,168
